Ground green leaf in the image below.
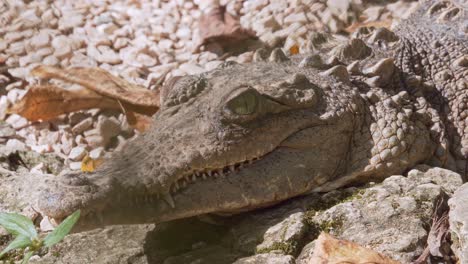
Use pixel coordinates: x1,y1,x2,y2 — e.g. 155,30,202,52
43,210,80,248
0,235,31,258
0,213,37,238
21,251,34,264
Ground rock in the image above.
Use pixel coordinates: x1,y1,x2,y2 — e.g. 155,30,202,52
68,146,86,161
256,212,307,255
96,23,119,35
97,116,121,142
233,253,295,264
52,36,72,59
35,47,54,57
113,37,129,50
5,41,26,56
179,63,205,75
6,139,27,152
306,167,462,262
0,96,9,120
39,216,56,232
96,46,122,65
30,163,47,174
72,117,93,134
0,123,15,138
70,52,97,67
89,147,104,159
5,114,28,129
7,67,29,79
30,144,53,154
449,183,468,262
85,134,106,148
29,31,50,50
43,55,59,66
58,13,84,31
136,52,158,67
69,161,82,170
19,53,43,67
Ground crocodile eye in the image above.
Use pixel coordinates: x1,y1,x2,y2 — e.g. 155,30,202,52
227,89,258,115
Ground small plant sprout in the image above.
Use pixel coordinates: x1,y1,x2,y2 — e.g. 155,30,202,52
0,210,80,263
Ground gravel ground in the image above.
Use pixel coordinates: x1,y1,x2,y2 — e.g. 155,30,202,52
0,0,419,173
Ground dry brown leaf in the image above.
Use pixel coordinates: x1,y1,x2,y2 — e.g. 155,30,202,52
196,5,256,52
81,154,104,172
289,44,300,55
309,233,401,264
31,65,160,111
125,110,153,132
345,19,393,33
9,85,120,121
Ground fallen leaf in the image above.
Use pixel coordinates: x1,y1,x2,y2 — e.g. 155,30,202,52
81,154,104,172
289,44,300,55
196,5,257,52
9,85,120,121
309,232,400,264
31,65,160,111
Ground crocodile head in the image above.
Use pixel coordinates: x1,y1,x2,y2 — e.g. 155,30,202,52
38,53,368,230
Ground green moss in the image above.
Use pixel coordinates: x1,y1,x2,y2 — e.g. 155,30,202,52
318,217,344,233
256,241,298,255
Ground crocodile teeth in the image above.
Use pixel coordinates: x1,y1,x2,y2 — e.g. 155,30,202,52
229,165,235,172
163,193,176,208
192,174,197,181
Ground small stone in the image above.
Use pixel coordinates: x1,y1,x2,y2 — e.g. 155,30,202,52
284,13,307,24
30,31,50,50
179,63,205,75
113,38,129,50
43,55,59,66
204,60,223,71
19,53,43,67
85,135,106,148
97,23,119,35
0,96,9,120
0,123,15,138
35,47,54,57
175,27,192,40
30,163,46,174
72,117,93,134
69,161,82,170
136,53,158,67
7,67,29,79
40,216,56,232
5,114,28,129
68,146,87,161
96,46,122,64
52,36,72,59
98,116,121,140
30,144,52,154
70,52,97,67
59,13,84,31
6,139,27,152
89,147,104,159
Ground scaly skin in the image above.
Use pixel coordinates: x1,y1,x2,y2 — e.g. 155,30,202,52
38,0,467,230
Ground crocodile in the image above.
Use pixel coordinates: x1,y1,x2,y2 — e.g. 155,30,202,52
38,0,467,230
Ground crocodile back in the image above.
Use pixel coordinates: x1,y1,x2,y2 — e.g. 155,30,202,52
395,0,467,175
